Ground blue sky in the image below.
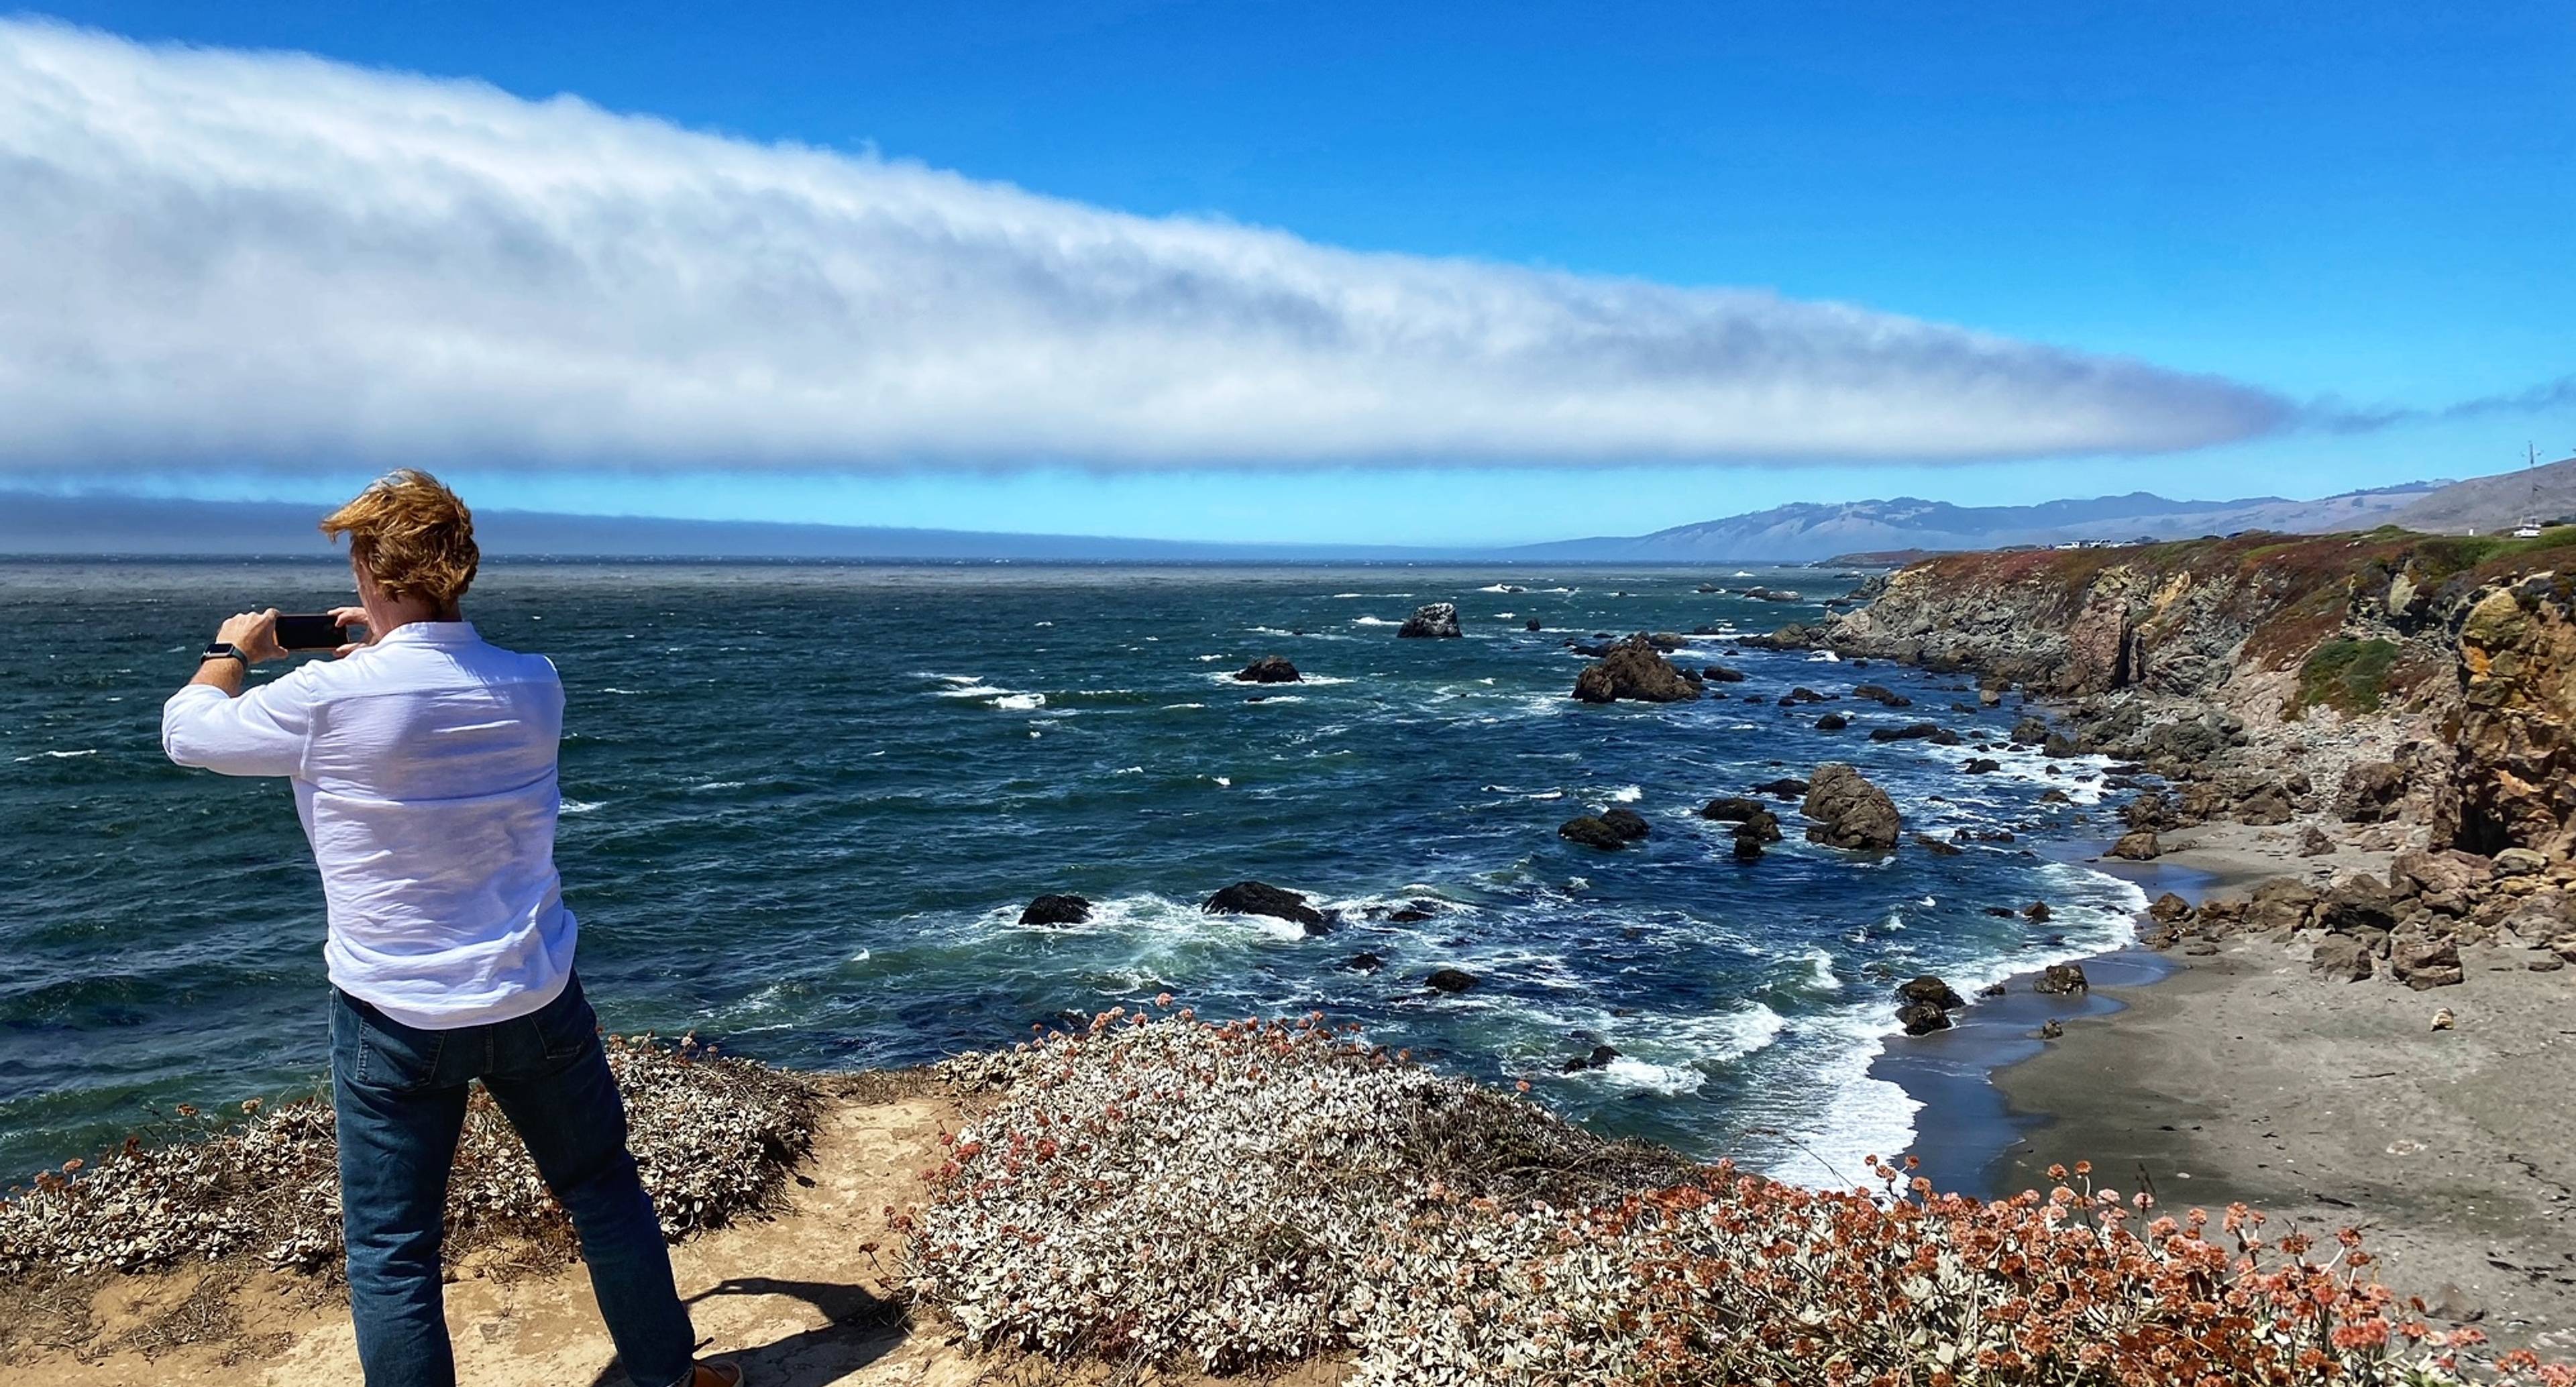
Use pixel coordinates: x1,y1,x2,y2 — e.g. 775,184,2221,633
7,1,2573,545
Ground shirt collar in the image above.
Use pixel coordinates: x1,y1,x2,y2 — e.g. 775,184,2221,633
373,620,481,647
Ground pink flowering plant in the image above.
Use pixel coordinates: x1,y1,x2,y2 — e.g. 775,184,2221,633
906,1004,2573,1386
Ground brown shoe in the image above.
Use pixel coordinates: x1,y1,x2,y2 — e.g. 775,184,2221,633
687,1362,744,1387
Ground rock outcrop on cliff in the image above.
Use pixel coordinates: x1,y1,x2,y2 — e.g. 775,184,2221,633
1788,529,2576,984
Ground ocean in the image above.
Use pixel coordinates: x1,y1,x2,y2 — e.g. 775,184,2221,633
0,559,2142,1186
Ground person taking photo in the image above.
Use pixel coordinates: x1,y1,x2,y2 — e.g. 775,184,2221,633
160,469,741,1387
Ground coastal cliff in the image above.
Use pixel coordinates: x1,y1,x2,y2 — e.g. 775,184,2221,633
1784,529,2576,873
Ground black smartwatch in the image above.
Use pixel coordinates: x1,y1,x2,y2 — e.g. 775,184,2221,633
200,642,249,667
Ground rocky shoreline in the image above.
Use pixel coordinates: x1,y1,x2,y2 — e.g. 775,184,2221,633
1752,530,2576,1353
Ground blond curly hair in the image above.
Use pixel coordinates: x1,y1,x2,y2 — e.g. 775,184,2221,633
320,469,480,606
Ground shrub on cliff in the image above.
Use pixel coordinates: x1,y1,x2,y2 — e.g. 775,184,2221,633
2296,636,2403,716
906,1008,2565,1386
0,1035,818,1279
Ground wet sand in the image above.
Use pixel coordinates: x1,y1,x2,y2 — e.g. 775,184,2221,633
1884,818,2576,1348
1993,936,2576,1351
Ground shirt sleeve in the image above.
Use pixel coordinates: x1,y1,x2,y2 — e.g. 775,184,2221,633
162,667,322,778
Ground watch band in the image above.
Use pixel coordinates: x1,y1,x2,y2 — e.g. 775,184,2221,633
200,643,248,667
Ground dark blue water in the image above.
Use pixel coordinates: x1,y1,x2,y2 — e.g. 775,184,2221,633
0,560,2141,1184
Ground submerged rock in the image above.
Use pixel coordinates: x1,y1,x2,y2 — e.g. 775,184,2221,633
1234,655,1302,683
1558,816,1629,850
1561,1044,1621,1072
1342,952,1386,973
1203,880,1328,934
1701,663,1747,683
1851,683,1911,707
1424,968,1477,994
1752,777,1810,799
1816,712,1849,731
1018,894,1093,927
1398,602,1463,639
1600,808,1652,842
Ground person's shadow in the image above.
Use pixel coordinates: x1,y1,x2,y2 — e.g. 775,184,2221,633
586,1276,908,1387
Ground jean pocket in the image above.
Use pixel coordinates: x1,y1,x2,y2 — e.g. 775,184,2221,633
531,975,601,1066
337,995,444,1093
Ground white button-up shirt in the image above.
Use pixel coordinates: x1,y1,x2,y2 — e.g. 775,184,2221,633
161,622,578,1030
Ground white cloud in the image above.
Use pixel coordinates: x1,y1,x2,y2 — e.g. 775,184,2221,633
0,20,2290,471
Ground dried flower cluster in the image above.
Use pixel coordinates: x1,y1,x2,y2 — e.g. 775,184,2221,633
910,1005,2575,1387
0,1034,817,1280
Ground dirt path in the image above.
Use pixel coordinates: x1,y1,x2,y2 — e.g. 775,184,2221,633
21,1083,984,1386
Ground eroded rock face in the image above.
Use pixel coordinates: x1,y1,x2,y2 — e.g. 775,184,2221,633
1897,1001,1952,1036
2336,761,2407,823
2148,891,2195,923
1572,636,1702,704
1802,763,1900,851
1896,975,1965,1011
2446,577,2576,858
1399,602,1463,639
1236,655,1302,683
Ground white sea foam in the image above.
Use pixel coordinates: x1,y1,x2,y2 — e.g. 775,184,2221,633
1760,1009,1925,1189
1607,784,1643,803
1352,616,1399,627
1160,702,1207,710
1112,765,1144,775
13,748,99,761
688,780,746,791
936,683,1007,698
1211,775,1233,787
994,692,1046,711
559,797,606,815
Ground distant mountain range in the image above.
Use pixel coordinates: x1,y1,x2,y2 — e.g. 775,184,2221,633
9,457,2574,563
1505,484,2453,563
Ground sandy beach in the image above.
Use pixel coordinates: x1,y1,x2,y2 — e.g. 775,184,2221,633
1980,827,2576,1353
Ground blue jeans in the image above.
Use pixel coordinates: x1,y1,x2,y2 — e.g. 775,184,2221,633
331,975,697,1387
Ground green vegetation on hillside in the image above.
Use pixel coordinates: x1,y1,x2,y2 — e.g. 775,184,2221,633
2294,636,2402,716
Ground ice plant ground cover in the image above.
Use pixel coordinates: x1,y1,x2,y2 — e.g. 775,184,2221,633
909,1004,2575,1386
0,1033,818,1279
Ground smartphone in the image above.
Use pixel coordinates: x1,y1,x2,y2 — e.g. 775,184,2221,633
274,613,353,651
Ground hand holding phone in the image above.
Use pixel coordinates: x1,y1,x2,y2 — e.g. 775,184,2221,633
275,612,365,652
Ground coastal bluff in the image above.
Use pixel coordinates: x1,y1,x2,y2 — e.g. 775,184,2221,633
7,1010,2553,1385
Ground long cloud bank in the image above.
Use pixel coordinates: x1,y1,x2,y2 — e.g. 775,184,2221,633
0,21,2294,471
